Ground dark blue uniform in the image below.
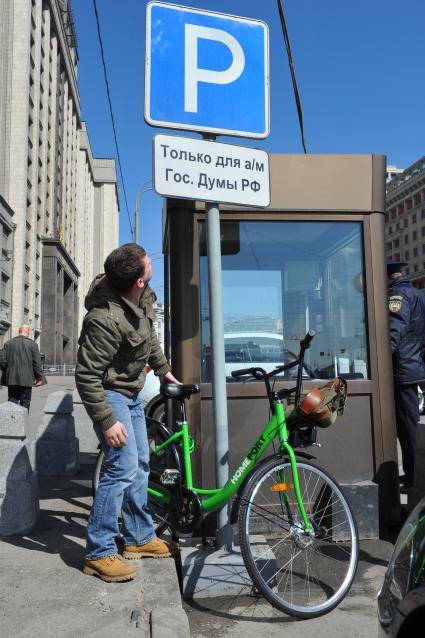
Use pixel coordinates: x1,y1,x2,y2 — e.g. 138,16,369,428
388,275,425,487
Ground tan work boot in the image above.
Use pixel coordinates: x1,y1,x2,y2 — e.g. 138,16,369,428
83,554,136,582
123,536,179,559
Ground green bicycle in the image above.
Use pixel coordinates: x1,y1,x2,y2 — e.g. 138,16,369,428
93,331,359,618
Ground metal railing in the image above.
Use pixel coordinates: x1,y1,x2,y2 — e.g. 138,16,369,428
43,363,75,376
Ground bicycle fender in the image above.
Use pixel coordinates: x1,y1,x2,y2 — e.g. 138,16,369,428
147,418,183,476
229,450,315,525
146,416,171,436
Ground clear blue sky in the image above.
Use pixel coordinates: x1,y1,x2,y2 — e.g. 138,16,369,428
72,0,425,301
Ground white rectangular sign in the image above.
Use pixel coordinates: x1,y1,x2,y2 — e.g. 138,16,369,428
153,134,270,208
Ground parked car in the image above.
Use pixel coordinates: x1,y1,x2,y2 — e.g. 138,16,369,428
377,497,425,636
222,332,315,379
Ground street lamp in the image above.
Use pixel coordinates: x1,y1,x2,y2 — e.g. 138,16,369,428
135,180,153,244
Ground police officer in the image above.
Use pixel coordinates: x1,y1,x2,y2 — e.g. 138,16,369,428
387,261,425,492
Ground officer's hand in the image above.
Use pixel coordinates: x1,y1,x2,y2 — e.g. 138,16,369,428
103,421,128,448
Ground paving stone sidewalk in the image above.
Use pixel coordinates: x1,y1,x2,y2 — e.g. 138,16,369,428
0,379,190,638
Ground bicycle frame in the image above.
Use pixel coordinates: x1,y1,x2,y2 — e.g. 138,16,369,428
148,399,312,533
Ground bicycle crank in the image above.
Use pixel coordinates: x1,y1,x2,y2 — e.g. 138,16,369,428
169,487,203,536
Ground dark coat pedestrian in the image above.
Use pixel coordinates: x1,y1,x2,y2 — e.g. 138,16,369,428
387,262,425,489
0,325,43,411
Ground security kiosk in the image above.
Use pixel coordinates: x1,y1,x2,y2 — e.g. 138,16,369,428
163,153,401,537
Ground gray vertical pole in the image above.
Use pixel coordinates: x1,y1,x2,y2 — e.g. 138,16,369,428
205,199,233,551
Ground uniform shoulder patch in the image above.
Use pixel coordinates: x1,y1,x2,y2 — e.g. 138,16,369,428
389,297,403,313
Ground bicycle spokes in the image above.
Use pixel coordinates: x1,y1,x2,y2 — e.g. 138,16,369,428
239,459,358,618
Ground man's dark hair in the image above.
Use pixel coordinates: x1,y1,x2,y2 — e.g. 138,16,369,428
104,243,146,293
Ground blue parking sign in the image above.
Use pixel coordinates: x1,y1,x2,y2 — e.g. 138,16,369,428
145,2,269,138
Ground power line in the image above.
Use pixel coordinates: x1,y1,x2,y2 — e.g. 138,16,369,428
276,0,307,154
92,0,134,239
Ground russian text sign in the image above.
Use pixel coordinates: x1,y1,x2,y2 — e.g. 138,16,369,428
145,2,269,138
153,134,270,208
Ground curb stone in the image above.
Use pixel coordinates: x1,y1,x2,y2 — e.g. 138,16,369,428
140,558,191,637
151,607,190,638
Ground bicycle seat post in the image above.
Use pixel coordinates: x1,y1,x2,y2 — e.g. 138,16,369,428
178,398,186,423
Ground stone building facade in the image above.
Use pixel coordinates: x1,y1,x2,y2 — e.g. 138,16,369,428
0,0,119,361
385,157,425,290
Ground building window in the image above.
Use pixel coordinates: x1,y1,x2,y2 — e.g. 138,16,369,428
414,247,418,258
200,220,369,382
404,219,408,228
412,213,417,224
24,284,30,312
405,251,410,260
1,274,9,302
413,230,418,241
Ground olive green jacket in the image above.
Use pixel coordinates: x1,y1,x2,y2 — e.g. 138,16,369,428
75,276,170,430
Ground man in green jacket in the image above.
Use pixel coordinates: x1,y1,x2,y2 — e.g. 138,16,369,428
0,324,43,411
76,243,180,583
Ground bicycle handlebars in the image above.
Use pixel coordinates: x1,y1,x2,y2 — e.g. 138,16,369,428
231,367,266,379
300,329,316,350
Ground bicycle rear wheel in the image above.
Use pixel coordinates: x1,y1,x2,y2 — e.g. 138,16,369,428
92,418,181,537
238,458,358,618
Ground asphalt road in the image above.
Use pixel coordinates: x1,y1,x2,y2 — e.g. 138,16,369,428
182,537,393,637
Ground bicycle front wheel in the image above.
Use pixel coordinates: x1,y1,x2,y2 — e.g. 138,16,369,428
239,458,359,618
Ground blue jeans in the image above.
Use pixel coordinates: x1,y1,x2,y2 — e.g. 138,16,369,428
85,389,156,560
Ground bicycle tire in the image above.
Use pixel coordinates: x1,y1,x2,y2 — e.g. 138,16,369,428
91,418,181,537
238,458,359,618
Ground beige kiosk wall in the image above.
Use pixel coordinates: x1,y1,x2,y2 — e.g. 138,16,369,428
165,154,400,535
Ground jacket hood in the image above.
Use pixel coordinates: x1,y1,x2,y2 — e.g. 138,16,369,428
84,275,157,314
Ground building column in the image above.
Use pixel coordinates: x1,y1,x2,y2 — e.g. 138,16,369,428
40,255,57,364
56,265,64,364
63,273,74,364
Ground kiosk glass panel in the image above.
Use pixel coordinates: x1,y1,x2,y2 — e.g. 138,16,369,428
199,220,368,382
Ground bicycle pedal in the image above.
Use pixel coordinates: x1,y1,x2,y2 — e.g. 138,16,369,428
160,469,180,485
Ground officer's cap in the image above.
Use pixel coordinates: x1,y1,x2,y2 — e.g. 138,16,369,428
386,261,407,275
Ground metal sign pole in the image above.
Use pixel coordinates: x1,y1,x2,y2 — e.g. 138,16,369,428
204,144,232,550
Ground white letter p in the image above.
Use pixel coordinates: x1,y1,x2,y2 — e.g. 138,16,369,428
184,24,245,113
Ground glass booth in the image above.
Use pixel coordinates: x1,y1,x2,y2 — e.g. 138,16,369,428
164,154,401,536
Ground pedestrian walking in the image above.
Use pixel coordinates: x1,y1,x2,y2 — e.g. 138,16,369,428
0,324,43,411
75,243,181,583
387,261,425,492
